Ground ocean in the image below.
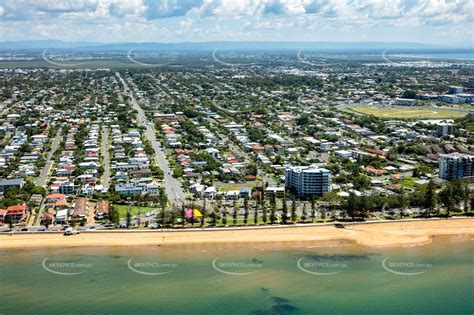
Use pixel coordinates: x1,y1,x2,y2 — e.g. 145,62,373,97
0,235,472,314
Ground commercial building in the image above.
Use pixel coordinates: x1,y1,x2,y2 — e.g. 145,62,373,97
439,153,474,181
436,122,455,137
285,165,331,198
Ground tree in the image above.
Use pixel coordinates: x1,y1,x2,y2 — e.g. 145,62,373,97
137,210,141,227
181,205,186,226
399,189,407,218
201,199,207,227
291,197,297,222
261,196,267,224
254,198,259,225
6,214,13,231
310,196,316,222
44,217,51,229
463,184,471,214
282,194,288,224
159,188,167,225
243,196,249,225
301,203,307,222
440,184,455,217
424,180,437,216
222,205,228,225
346,192,357,221
126,206,132,228
232,200,238,225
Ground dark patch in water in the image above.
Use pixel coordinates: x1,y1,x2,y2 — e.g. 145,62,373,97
252,257,263,264
271,297,290,304
253,296,300,314
271,303,300,314
260,287,269,293
304,254,372,261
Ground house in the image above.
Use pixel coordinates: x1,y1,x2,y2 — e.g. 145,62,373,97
6,205,28,223
239,188,252,199
73,198,89,219
0,178,24,192
264,187,286,198
95,200,109,219
225,190,240,200
0,209,7,224
204,186,217,199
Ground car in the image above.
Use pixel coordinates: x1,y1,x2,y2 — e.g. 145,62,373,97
38,228,47,231
63,227,79,236
149,223,160,229
21,228,28,232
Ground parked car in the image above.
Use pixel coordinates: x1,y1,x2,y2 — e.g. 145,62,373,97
64,227,79,236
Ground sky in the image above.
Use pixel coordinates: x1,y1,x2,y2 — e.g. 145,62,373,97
0,0,473,44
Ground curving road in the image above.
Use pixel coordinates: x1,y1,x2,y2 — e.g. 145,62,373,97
115,72,186,204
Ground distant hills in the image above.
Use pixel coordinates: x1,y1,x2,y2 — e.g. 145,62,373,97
0,40,472,53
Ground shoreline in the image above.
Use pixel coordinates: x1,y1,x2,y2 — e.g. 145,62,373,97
1,218,473,249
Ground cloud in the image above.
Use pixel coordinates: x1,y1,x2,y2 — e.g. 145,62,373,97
142,0,203,20
0,0,471,43
0,0,99,20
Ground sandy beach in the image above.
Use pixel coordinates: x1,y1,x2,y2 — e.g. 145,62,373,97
1,218,473,249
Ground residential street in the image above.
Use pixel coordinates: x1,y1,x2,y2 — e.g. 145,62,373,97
35,128,61,187
116,72,186,204
101,126,110,191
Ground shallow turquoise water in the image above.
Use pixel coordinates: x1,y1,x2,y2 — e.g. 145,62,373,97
0,236,473,314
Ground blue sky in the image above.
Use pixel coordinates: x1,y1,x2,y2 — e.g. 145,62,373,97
0,0,472,44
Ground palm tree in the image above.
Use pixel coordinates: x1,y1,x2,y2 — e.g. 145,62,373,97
232,199,238,226
301,203,307,222
159,188,167,224
291,197,297,222
126,206,132,229
424,180,437,217
222,205,227,226
243,196,249,225
282,193,288,224
201,198,207,228
463,184,470,214
261,195,267,224
310,196,316,222
253,197,259,225
180,205,186,226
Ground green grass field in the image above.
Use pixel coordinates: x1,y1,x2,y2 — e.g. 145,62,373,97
214,181,257,192
351,106,466,119
114,204,157,217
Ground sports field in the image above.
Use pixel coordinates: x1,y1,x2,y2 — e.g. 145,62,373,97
350,105,467,119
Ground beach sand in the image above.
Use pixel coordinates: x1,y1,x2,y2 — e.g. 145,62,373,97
0,218,473,249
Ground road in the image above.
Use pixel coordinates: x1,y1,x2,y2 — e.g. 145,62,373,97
35,129,61,187
101,126,110,191
115,72,186,204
